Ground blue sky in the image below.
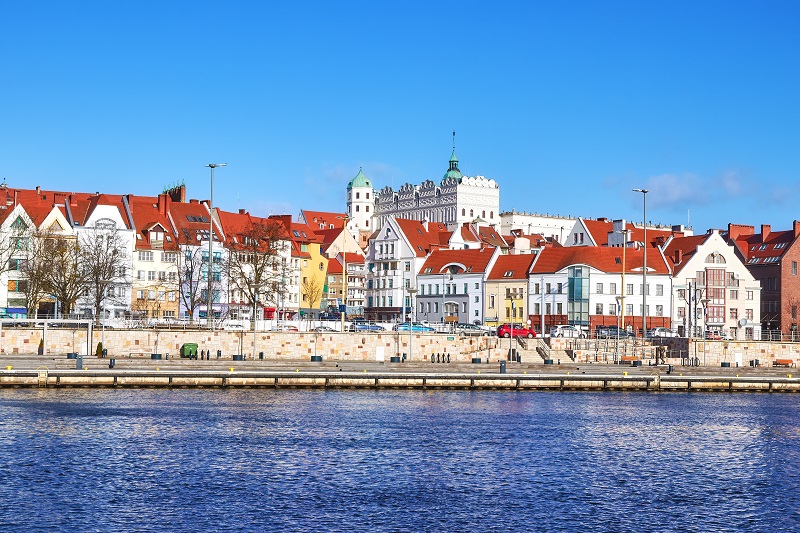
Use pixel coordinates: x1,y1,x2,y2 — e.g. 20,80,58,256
2,1,799,234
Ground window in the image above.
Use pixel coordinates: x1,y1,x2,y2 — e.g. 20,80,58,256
463,283,468,294
596,283,603,294
148,271,156,281
656,284,663,296
626,284,633,295
746,309,754,320
557,283,563,293
730,289,738,300
534,283,540,295
677,307,685,318
609,304,616,316
596,303,603,314
746,291,754,300
490,295,495,308
556,303,563,314
161,252,176,262
730,308,738,319
474,296,479,303
609,283,616,295
794,261,797,275
656,305,663,317
625,304,633,316
139,251,153,261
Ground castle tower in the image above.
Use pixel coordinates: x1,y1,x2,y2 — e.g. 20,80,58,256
347,167,374,233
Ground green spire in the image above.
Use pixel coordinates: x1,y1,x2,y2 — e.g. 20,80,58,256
347,167,372,189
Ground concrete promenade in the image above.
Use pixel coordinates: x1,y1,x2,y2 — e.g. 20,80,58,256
1,353,798,392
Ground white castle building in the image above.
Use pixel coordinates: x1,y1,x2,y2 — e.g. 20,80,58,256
347,148,501,232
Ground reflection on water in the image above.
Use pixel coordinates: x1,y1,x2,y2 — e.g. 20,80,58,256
1,389,799,532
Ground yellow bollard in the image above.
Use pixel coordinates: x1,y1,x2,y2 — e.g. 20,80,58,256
364,369,367,373
789,374,793,379
623,372,628,376
231,368,235,372
567,371,570,375
5,366,11,370
295,369,298,372
156,367,160,371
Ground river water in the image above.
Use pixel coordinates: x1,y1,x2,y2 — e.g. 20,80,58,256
0,389,798,532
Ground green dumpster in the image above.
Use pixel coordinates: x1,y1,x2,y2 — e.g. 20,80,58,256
181,343,199,358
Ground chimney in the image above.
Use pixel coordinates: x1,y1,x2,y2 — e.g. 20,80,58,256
674,249,683,264
189,198,198,204
239,209,246,214
36,186,41,194
726,223,754,241
794,220,800,239
157,193,168,216
761,224,771,242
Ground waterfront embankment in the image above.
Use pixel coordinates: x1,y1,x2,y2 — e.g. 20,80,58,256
2,353,798,391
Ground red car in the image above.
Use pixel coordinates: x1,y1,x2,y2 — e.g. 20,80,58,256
496,323,535,338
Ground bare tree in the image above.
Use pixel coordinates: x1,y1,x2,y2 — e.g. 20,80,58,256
80,226,129,325
19,230,56,317
301,275,323,322
225,219,288,329
176,231,221,323
46,236,85,318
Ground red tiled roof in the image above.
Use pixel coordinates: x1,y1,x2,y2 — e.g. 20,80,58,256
728,228,795,264
300,210,347,230
395,218,451,257
662,234,711,273
487,254,537,280
419,248,496,275
581,218,614,246
531,245,671,275
128,194,178,251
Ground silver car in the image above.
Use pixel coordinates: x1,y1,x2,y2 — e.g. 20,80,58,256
455,323,491,336
550,325,586,338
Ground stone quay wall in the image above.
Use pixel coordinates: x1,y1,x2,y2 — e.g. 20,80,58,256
0,328,503,363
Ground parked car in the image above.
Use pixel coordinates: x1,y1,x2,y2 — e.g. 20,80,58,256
455,323,491,336
550,325,586,338
312,326,337,332
647,327,677,338
271,325,299,332
497,323,535,338
393,322,435,332
595,325,632,339
347,322,385,332
705,330,722,340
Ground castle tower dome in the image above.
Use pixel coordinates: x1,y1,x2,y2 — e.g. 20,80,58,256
346,167,375,233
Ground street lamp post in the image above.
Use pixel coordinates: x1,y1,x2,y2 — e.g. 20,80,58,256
407,286,417,361
101,285,108,356
205,163,226,329
633,189,649,339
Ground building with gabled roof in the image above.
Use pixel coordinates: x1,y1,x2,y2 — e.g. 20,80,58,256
528,245,673,335
416,247,499,325
663,229,760,339
484,253,537,327
722,222,800,334
364,217,451,321
127,193,180,323
169,198,226,322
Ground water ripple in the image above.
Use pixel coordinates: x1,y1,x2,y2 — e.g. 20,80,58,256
0,389,799,532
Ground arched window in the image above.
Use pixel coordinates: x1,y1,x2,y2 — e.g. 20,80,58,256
482,210,486,218
461,208,465,216
470,209,474,217
705,253,726,264
490,211,494,218
366,206,370,212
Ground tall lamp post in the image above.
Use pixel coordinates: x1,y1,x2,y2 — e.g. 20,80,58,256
206,163,226,329
407,286,417,361
633,188,648,338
